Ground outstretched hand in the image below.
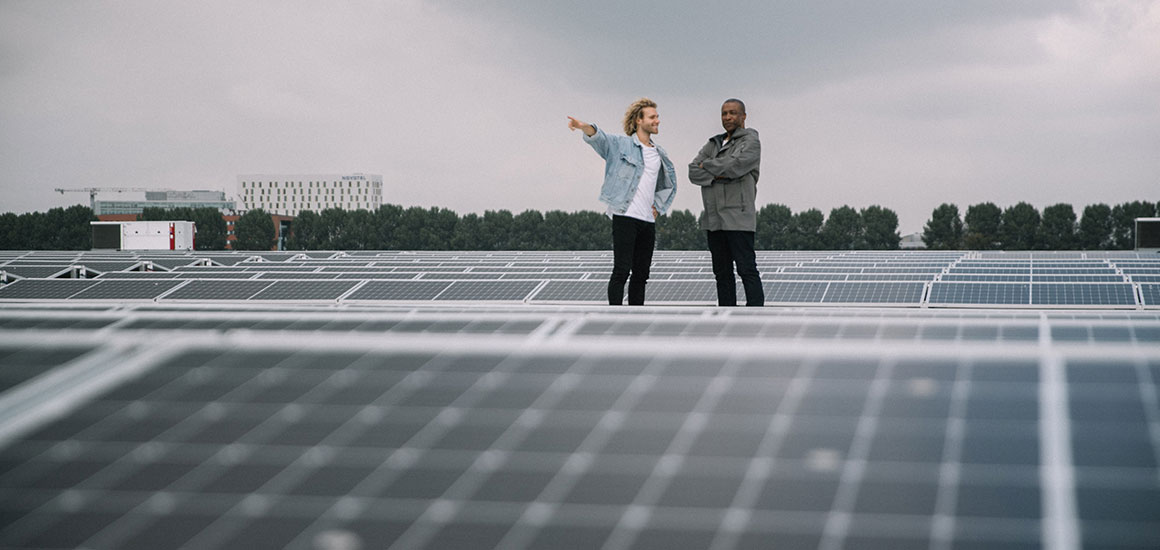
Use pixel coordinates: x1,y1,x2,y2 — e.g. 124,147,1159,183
567,116,596,137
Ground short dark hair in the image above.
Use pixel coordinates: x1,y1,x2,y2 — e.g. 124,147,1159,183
723,98,746,114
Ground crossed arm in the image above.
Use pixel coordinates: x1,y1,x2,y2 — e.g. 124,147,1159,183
688,138,760,187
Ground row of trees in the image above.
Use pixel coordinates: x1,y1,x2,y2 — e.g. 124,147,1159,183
3,200,1154,251
922,200,1158,250
0,205,95,250
284,204,903,251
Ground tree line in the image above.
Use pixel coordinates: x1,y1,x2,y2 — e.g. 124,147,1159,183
3,199,1154,251
283,204,903,251
922,200,1158,250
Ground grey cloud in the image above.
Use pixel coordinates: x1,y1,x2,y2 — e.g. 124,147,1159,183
429,0,1081,96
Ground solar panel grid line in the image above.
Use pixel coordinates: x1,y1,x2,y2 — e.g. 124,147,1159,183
0,279,102,301
206,355,519,547
591,360,751,550
928,358,972,549
0,338,180,448
341,280,453,302
274,356,589,550
700,358,821,550
67,280,187,301
1030,283,1137,307
69,351,422,550
816,359,894,550
1039,342,1081,550
929,282,1035,307
158,280,276,301
1130,360,1160,471
328,354,605,550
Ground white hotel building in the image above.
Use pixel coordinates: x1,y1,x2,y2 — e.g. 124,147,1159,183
237,173,383,217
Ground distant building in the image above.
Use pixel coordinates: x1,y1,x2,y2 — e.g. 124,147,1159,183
899,232,925,249
237,173,383,217
224,213,295,251
94,190,235,216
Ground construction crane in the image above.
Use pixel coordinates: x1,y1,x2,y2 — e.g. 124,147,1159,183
55,187,175,211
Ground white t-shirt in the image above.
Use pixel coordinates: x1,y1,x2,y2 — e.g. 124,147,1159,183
618,145,660,222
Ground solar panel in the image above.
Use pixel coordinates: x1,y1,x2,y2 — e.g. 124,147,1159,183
942,274,1030,282
530,281,611,302
666,272,723,280
344,281,452,301
643,280,717,302
1032,268,1116,275
822,282,925,304
765,273,848,281
249,253,297,262
1032,275,1124,283
1139,284,1160,307
0,328,1156,550
249,281,361,301
1031,284,1136,306
250,272,340,280
845,274,933,281
0,266,75,279
763,282,828,303
499,272,591,280
76,261,142,273
435,281,542,301
0,344,93,392
0,315,116,331
334,273,421,280
0,279,100,300
948,268,1031,275
141,258,201,270
929,283,1030,305
96,272,182,279
1121,268,1160,275
160,280,275,301
174,272,260,280
68,280,186,301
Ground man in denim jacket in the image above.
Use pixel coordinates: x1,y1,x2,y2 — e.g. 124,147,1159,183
568,98,677,305
689,99,764,306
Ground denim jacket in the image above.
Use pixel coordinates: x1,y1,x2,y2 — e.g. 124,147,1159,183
582,124,677,216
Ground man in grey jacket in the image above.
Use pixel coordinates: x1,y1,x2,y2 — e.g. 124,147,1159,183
689,98,764,306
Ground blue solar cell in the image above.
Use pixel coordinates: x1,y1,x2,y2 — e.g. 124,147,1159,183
1031,284,1135,306
822,282,925,303
942,274,1030,282
764,281,828,303
1140,284,1160,307
929,283,1030,305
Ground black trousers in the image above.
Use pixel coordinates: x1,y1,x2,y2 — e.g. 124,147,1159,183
609,215,655,305
707,230,764,306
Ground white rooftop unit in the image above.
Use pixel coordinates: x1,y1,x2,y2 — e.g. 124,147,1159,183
91,221,195,251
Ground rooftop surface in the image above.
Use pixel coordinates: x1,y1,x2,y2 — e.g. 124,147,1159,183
1,250,1158,550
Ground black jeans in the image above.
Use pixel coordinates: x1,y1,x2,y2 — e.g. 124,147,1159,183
609,215,655,305
707,230,764,306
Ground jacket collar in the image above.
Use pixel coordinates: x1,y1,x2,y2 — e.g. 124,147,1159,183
632,133,665,154
715,127,754,144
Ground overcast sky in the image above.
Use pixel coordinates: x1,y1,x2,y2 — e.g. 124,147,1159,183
2,0,1157,233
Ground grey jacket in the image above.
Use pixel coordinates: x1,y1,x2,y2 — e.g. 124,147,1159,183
688,127,761,232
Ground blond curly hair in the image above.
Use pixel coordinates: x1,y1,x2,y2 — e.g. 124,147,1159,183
622,97,657,135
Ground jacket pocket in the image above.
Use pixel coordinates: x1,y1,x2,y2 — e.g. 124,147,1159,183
723,181,744,209
617,152,639,180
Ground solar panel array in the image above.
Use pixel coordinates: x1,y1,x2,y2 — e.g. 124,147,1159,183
0,304,1158,550
3,250,1160,308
